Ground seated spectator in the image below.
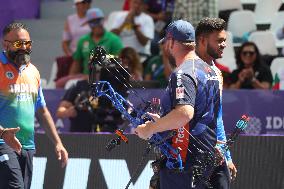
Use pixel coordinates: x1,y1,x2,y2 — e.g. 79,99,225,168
56,79,98,132
144,40,172,88
229,42,273,89
143,0,174,55
56,79,123,132
69,7,123,76
110,0,154,56
62,0,92,56
119,47,143,81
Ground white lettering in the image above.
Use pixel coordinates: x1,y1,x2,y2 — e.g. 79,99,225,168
273,117,283,129
9,85,14,93
31,157,47,189
14,84,21,93
21,83,27,93
266,117,272,129
63,158,91,189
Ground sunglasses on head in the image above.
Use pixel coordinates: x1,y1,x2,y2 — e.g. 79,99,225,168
5,40,33,49
242,51,255,56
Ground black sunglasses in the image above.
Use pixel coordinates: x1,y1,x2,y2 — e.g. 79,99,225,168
241,51,255,56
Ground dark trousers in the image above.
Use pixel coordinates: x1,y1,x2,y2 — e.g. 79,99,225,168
207,162,230,189
159,169,206,189
0,144,35,189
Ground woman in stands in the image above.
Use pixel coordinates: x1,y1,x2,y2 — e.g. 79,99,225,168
62,0,92,56
119,47,143,81
229,42,273,89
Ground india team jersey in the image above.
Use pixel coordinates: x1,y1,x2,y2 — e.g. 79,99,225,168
0,52,46,149
161,58,221,170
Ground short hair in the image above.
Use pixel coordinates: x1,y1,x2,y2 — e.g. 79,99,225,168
195,17,226,39
2,22,29,37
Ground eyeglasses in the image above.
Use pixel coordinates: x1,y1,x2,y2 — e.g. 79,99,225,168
241,51,255,56
5,40,33,49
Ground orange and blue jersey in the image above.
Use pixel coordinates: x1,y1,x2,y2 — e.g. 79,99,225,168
0,52,46,149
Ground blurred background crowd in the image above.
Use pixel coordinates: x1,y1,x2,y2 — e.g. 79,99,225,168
1,0,284,133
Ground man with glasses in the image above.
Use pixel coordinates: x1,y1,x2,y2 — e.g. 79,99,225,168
0,22,68,189
69,7,123,75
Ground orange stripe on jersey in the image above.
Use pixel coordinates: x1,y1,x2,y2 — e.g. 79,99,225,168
0,62,40,94
171,123,190,162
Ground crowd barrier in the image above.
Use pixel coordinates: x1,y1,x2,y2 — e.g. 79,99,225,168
41,89,284,135
31,134,284,189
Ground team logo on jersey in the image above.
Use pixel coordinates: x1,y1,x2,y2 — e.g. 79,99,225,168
6,71,14,79
176,87,185,99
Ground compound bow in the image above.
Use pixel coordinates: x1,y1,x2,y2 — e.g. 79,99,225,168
88,46,249,188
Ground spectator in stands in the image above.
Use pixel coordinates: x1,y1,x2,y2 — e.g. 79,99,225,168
144,39,172,88
229,42,273,89
172,0,218,27
143,0,174,55
56,79,122,133
56,79,99,132
62,0,92,56
68,7,123,75
110,0,154,56
119,47,143,81
122,0,131,10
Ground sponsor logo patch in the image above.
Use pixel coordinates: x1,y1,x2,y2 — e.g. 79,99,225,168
176,87,185,99
6,71,14,79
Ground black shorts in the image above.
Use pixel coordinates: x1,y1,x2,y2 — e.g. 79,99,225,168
0,144,35,189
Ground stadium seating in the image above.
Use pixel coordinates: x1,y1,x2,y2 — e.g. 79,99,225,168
270,11,284,48
227,10,257,40
248,31,278,56
254,0,282,25
217,31,237,72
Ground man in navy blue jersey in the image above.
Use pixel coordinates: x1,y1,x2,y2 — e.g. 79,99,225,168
195,17,237,189
135,20,221,189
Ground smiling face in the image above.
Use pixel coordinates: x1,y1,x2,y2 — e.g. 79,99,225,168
3,28,32,66
240,45,257,67
206,30,227,59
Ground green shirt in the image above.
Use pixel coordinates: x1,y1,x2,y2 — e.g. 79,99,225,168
73,31,123,74
144,55,168,88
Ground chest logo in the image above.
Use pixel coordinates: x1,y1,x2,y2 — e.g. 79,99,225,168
6,71,14,79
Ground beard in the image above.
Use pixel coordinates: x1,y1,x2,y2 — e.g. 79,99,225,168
7,49,31,66
207,43,222,60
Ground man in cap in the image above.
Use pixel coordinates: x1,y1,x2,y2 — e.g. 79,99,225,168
135,20,221,189
69,7,123,75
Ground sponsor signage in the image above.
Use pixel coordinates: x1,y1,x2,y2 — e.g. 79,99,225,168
41,89,284,135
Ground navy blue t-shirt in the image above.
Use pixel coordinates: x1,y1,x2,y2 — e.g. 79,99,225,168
161,58,220,170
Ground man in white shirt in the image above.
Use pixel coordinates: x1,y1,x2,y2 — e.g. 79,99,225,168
110,0,154,55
